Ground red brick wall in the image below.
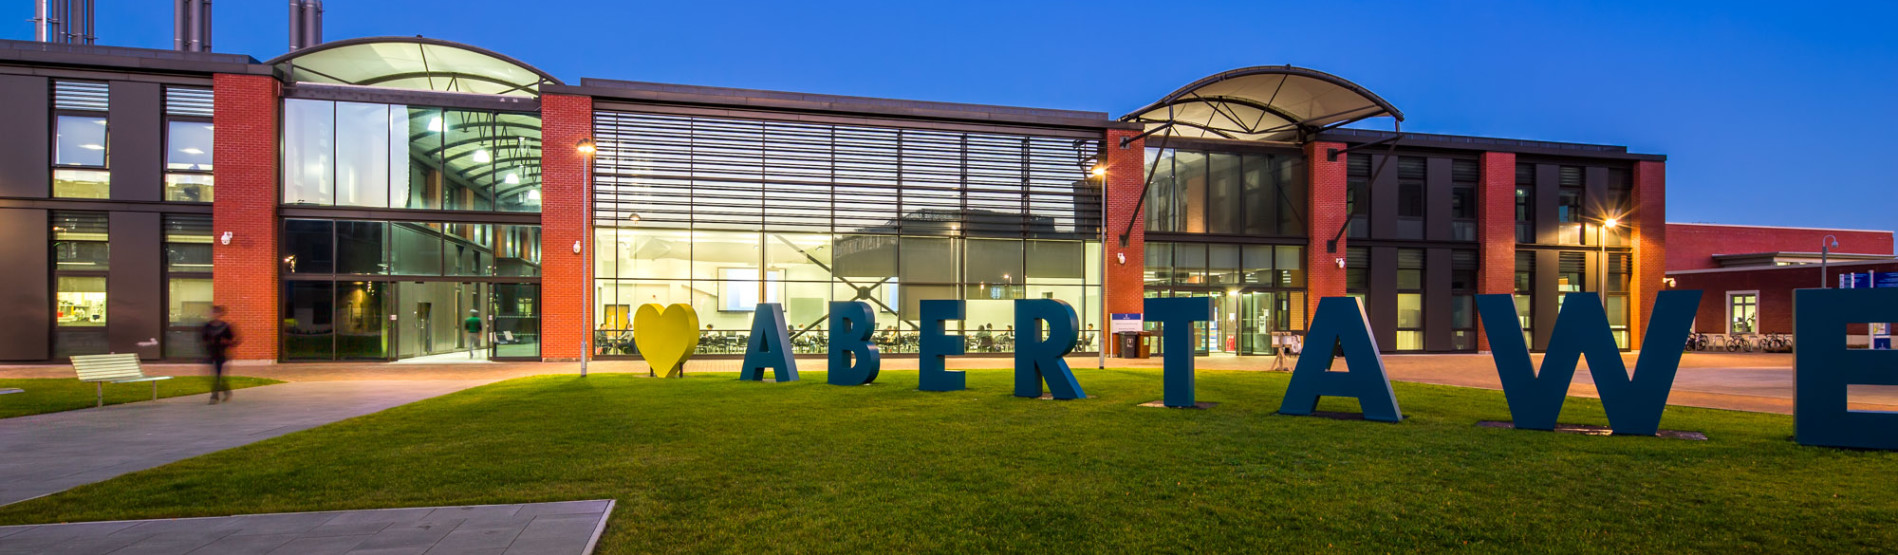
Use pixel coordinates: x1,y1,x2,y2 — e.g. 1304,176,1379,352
1630,160,1667,348
211,74,280,362
1670,261,1898,335
1102,129,1146,352
1667,223,1891,271
1305,141,1348,322
539,94,593,361
1476,151,1517,351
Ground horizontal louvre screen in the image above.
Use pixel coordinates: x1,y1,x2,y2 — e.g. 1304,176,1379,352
593,112,1101,239
164,87,215,117
1397,157,1426,180
1397,249,1425,269
1516,251,1536,271
52,211,108,236
1559,252,1587,273
1451,159,1479,182
54,80,109,112
1559,166,1583,187
1346,153,1372,177
1516,163,1534,185
1452,250,1478,270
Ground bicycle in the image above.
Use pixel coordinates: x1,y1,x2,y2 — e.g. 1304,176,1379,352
1726,333,1756,353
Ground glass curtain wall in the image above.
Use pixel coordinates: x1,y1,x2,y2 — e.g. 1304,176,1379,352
1144,147,1306,236
1142,241,1307,355
280,218,542,360
282,98,542,212
592,112,1104,356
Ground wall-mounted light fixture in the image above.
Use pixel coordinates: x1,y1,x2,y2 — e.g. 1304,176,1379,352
1335,257,1347,269
220,231,232,245
573,240,583,254
1116,252,1126,265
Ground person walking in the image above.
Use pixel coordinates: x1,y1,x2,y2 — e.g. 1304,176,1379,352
464,310,484,359
200,306,238,404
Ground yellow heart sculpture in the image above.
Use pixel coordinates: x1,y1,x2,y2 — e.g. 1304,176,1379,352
633,303,700,378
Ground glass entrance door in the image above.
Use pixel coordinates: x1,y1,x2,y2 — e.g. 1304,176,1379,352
491,283,540,359
1239,291,1276,355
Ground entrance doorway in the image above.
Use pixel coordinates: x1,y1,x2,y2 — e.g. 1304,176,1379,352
282,280,540,361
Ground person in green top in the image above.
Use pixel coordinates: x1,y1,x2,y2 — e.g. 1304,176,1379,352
464,310,484,359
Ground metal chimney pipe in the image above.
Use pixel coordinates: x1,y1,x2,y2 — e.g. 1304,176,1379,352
176,0,189,50
200,0,212,51
82,0,95,45
36,0,52,42
184,0,203,51
287,0,301,51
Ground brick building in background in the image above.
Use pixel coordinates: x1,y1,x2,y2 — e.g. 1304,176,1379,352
1667,223,1897,336
0,36,1669,363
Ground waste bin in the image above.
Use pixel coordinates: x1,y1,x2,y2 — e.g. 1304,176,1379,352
1115,331,1151,359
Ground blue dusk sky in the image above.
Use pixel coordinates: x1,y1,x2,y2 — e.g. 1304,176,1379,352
11,0,1894,231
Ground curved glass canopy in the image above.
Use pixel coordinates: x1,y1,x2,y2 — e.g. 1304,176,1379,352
268,37,562,97
1123,66,1402,144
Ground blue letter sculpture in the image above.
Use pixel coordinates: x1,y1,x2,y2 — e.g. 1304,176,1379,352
1014,299,1084,400
1473,290,1700,436
739,303,799,382
1279,297,1402,422
918,300,967,392
1146,296,1213,408
828,301,881,386
1795,288,1898,449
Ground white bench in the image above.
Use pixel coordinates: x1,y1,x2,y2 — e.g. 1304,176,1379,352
70,353,171,407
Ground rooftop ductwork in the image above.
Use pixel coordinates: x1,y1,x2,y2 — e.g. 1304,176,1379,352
35,0,96,45
288,0,324,52
173,0,213,52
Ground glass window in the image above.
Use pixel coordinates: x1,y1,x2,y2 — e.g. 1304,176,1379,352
447,223,493,276
1144,242,1172,286
1242,245,1272,284
168,278,214,327
496,225,541,277
1171,243,1207,285
1174,150,1206,233
491,112,543,213
52,211,109,271
1207,153,1241,234
1144,148,1177,233
1026,240,1084,283
392,106,443,210
1207,244,1241,285
492,283,540,358
335,220,388,275
1397,249,1424,290
55,114,108,167
163,214,213,273
334,281,387,359
1729,293,1758,334
1275,246,1305,287
283,99,334,205
898,236,956,284
335,102,392,207
56,276,107,326
390,222,444,276
283,219,335,274
164,173,213,202
695,231,767,280
53,169,110,199
283,281,334,360
770,233,834,282
1345,247,1368,291
964,238,1024,286
166,120,214,171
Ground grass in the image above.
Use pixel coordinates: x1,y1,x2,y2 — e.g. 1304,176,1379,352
0,376,281,419
0,369,1894,553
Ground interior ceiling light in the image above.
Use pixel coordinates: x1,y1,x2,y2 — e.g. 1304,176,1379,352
473,149,491,163
504,173,520,185
80,144,104,150
427,116,445,132
179,148,204,155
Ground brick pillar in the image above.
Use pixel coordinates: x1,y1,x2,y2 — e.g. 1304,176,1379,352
539,93,592,361
1476,151,1517,351
1631,160,1666,350
1102,128,1146,354
211,74,280,362
1304,141,1348,323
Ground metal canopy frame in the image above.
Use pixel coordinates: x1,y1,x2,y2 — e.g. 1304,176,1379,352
1115,66,1406,244
267,36,564,98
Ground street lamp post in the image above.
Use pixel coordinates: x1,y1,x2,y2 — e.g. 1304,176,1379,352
577,137,597,377
1598,216,1619,301
1821,234,1839,289
1093,163,1106,370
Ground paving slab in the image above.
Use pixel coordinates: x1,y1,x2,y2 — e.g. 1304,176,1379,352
0,501,612,555
0,380,484,507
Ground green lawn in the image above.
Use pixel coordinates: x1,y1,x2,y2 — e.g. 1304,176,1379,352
0,376,281,419
0,369,1893,553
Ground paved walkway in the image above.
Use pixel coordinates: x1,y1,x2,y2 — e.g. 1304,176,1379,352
0,380,484,507
0,500,611,554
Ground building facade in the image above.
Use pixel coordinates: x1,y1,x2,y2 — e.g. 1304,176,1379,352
1666,223,1896,337
0,37,1668,363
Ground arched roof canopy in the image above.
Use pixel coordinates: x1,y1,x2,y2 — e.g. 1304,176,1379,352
1122,66,1402,144
268,37,562,97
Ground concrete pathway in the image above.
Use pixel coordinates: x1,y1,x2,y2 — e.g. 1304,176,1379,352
0,380,484,507
0,499,611,554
